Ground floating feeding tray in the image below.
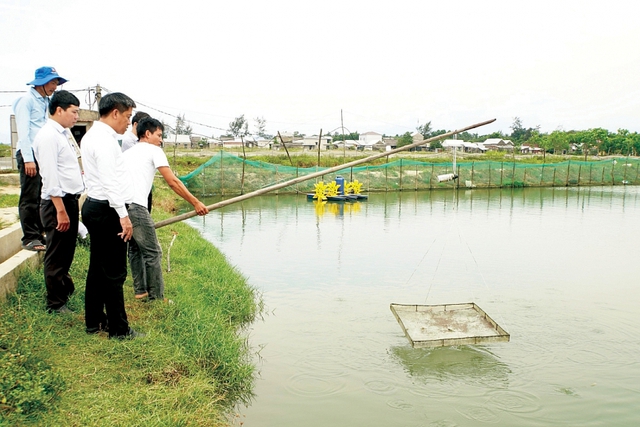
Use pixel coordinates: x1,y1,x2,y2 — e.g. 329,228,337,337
390,302,510,348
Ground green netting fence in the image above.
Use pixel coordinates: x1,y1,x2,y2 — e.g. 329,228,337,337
179,151,640,197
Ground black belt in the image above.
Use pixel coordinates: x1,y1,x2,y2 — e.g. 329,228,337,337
86,197,109,205
63,193,82,201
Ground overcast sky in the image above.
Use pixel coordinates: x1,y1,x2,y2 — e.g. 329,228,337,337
1,0,639,143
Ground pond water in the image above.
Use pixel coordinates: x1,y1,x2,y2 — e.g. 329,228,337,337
188,186,640,427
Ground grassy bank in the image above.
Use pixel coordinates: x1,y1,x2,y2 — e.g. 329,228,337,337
1,185,260,425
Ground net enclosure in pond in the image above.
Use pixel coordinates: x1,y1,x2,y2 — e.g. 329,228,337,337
390,303,510,348
178,151,640,197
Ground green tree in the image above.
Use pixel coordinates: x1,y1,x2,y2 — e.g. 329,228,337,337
545,130,569,155
416,121,432,138
397,132,413,148
332,131,359,141
254,116,270,139
229,115,249,139
175,114,192,135
509,117,539,144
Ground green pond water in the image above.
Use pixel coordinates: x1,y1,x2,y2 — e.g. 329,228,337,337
188,186,640,427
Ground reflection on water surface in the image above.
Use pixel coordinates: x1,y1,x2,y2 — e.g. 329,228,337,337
189,187,640,427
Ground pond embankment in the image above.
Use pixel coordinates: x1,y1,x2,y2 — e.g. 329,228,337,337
0,173,259,426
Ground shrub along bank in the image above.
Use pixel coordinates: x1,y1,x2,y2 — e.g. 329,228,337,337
0,191,259,426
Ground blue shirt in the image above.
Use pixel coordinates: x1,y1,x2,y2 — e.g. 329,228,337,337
13,87,50,162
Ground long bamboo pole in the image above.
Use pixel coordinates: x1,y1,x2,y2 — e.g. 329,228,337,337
155,118,496,228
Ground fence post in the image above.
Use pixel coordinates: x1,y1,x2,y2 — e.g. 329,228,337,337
384,157,389,192
430,164,434,190
500,161,504,187
611,161,615,185
220,151,224,196
577,163,582,186
565,161,570,186
471,161,475,186
399,158,403,191
202,162,206,197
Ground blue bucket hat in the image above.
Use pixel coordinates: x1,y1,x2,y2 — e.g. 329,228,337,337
26,66,68,86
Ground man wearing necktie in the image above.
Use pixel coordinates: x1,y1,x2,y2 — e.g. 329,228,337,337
33,90,84,314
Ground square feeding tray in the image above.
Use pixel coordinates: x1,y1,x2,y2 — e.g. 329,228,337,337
390,302,510,348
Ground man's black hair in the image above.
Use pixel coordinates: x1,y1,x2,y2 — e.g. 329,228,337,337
48,90,79,115
98,92,136,117
131,111,150,126
137,117,165,139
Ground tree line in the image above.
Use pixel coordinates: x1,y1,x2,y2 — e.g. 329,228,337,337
166,113,640,156
412,117,640,156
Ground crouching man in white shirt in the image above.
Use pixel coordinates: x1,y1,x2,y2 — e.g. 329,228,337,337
33,90,84,314
123,117,208,301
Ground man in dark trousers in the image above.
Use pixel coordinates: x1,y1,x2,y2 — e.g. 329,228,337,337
33,90,84,314
80,92,143,339
13,66,68,251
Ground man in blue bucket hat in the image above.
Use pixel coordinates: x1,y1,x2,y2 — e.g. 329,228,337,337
13,66,68,251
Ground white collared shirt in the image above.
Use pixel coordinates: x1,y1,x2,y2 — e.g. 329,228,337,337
81,121,134,218
123,142,169,206
33,119,84,200
120,130,138,152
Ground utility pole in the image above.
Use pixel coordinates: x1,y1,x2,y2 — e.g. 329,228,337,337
95,84,102,106
341,109,346,159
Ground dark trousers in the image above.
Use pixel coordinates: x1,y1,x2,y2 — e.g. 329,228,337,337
40,196,79,310
81,199,129,337
17,150,43,244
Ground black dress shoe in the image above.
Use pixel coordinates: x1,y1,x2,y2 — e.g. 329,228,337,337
86,321,109,334
109,328,146,340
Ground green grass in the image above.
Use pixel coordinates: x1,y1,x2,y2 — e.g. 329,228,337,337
0,195,19,208
1,203,260,425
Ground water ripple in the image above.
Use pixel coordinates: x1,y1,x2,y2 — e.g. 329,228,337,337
285,373,347,397
386,398,414,411
485,389,541,414
456,405,501,423
364,378,398,395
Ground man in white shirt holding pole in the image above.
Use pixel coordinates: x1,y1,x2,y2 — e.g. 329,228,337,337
33,90,84,314
81,92,143,339
123,117,208,301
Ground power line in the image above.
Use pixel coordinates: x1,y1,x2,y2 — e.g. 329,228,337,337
98,86,228,133
134,100,227,132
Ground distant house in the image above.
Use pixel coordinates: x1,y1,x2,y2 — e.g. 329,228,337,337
411,133,430,151
482,138,514,151
300,134,333,150
251,136,271,148
359,131,383,150
164,133,192,148
441,139,487,153
373,137,397,151
521,145,543,154
333,140,359,150
222,139,244,149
